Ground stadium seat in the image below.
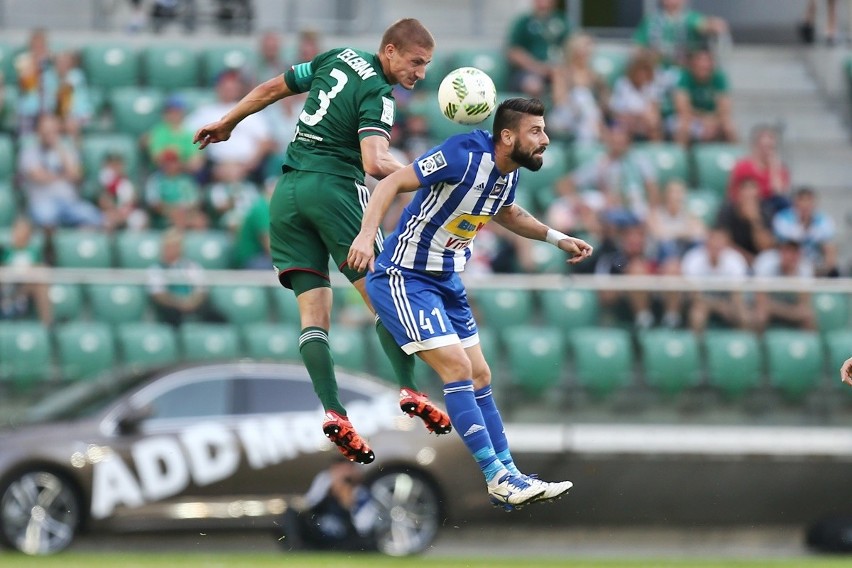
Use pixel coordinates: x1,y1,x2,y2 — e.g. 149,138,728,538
812,292,849,334
81,133,140,184
87,284,148,324
329,326,368,373
591,48,629,86
271,288,301,327
540,288,599,332
692,144,746,197
180,322,241,361
55,321,116,381
764,329,823,400
171,87,217,113
528,240,567,274
116,230,162,268
686,188,722,226
633,142,688,187
639,329,700,395
0,134,14,183
0,182,16,227
109,87,165,136
569,327,633,398
142,44,200,90
0,41,16,86
448,48,510,91
81,43,139,89
470,288,534,329
703,330,762,399
48,283,85,322
208,285,270,325
53,230,113,268
200,45,258,85
182,230,233,270
571,141,605,171
241,322,301,361
117,322,178,367
523,141,570,195
0,321,52,385
502,325,564,397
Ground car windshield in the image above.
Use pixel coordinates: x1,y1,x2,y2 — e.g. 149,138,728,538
17,367,158,425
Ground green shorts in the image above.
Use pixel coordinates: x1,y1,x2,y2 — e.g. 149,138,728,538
269,168,379,289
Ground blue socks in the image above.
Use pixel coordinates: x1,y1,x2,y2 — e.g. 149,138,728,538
475,385,521,476
443,380,503,482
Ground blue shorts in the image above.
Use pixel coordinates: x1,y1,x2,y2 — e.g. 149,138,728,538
366,260,480,355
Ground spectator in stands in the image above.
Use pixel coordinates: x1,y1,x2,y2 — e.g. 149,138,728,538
549,33,607,142
262,93,307,160
772,186,838,277
207,161,259,230
634,0,728,69
296,28,322,63
672,48,736,146
799,0,838,45
14,28,55,134
506,0,572,98
608,49,664,142
20,113,102,229
647,179,706,270
150,0,195,34
0,217,52,326
51,50,93,138
681,227,750,334
715,178,775,266
256,29,288,81
146,229,225,327
185,69,273,185
752,238,817,332
232,182,271,270
97,152,147,231
145,95,204,175
595,220,682,329
144,148,207,230
555,123,659,240
727,124,791,214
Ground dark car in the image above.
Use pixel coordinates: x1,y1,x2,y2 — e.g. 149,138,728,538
0,361,481,556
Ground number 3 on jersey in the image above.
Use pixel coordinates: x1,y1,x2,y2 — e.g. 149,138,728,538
300,68,348,126
419,307,447,335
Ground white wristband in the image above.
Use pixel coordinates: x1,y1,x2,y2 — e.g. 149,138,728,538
546,228,570,246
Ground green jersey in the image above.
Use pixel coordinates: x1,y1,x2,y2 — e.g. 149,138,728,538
677,68,728,113
508,12,571,64
634,9,706,67
281,47,395,184
233,194,270,268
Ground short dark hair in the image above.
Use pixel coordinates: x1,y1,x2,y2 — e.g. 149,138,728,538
380,18,434,53
794,185,815,198
492,98,545,135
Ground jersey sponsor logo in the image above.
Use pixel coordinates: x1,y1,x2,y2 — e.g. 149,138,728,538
491,178,507,196
381,96,394,126
336,48,378,80
417,150,447,177
445,213,491,239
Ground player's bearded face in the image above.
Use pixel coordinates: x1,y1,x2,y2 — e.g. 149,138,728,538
510,128,547,171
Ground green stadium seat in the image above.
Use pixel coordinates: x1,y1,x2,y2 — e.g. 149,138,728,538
171,87,217,113
571,141,605,171
502,325,564,397
53,230,113,268
812,292,849,334
569,327,633,398
703,330,762,399
0,134,14,182
182,230,232,270
117,322,178,367
0,41,16,85
81,133,140,184
633,142,688,187
180,322,240,361
329,326,368,373
639,329,700,395
48,283,85,322
55,321,116,381
686,188,722,226
201,45,258,85
591,48,629,86
87,284,148,324
208,285,270,325
448,48,510,91
242,322,300,361
116,230,162,268
109,87,165,136
0,321,52,385
692,144,746,197
0,182,16,227
540,288,600,332
528,240,566,274
471,288,534,329
81,44,139,89
142,44,199,90
764,329,823,400
524,141,570,196
271,289,301,327
826,330,852,396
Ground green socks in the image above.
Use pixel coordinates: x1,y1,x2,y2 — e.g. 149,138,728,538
375,319,418,391
299,326,346,415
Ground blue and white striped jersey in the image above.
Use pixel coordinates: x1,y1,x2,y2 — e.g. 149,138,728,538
380,130,519,273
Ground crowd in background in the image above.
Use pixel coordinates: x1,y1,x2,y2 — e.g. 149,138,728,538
0,0,844,339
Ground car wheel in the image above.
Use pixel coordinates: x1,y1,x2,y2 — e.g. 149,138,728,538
0,470,81,555
368,470,441,556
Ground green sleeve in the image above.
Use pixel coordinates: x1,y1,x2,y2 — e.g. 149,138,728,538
357,87,394,141
713,70,729,93
633,17,650,45
283,61,313,93
686,10,706,33
508,15,528,48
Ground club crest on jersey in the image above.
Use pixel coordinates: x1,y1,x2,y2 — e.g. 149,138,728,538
417,150,447,176
490,178,507,196
381,96,394,126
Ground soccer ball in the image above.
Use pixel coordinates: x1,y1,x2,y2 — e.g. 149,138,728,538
437,67,497,125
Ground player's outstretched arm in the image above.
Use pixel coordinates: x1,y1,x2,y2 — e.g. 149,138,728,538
347,164,421,272
494,203,593,264
194,75,294,149
841,356,852,387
